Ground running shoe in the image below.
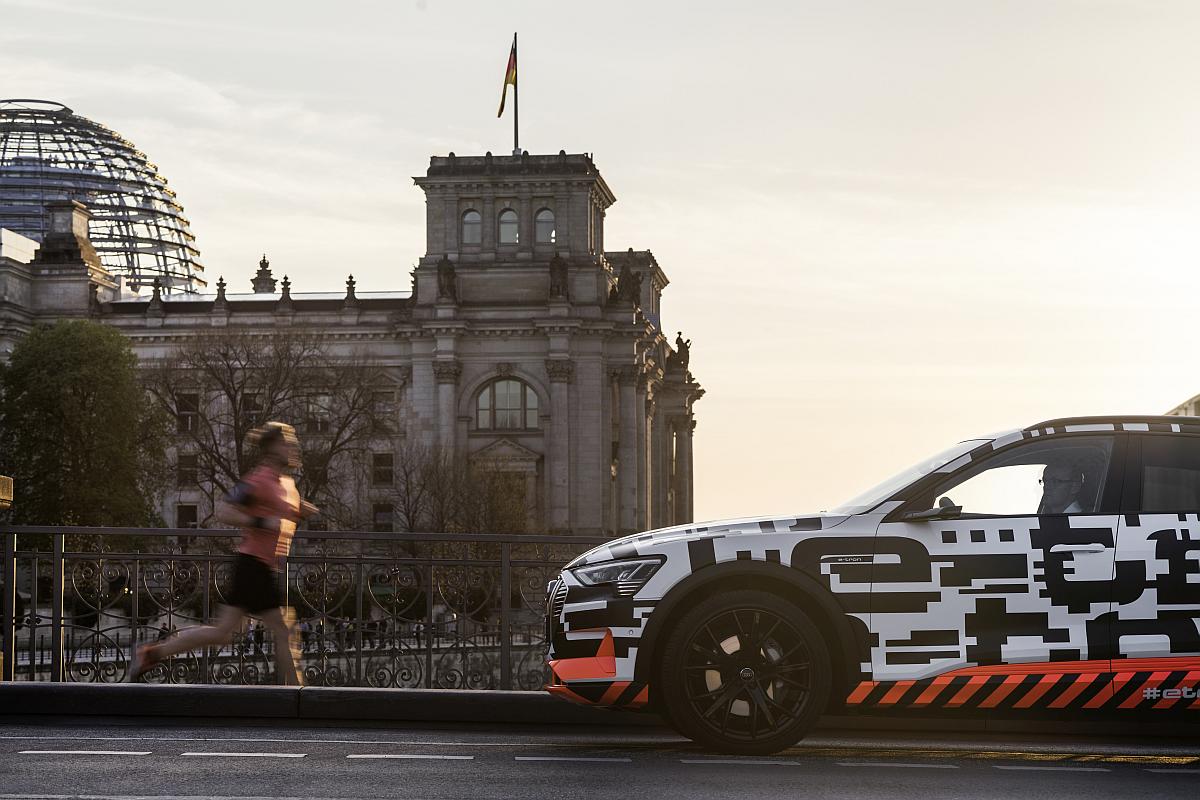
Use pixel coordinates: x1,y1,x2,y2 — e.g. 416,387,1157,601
127,643,162,682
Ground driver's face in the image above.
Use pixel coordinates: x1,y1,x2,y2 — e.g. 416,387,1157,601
1042,464,1081,507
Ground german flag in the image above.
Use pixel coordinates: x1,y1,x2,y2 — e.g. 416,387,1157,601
497,35,517,118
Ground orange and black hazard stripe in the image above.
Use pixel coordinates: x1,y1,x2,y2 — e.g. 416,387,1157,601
845,657,1200,712
546,679,650,709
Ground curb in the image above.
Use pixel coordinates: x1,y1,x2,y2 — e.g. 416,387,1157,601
1,684,1197,738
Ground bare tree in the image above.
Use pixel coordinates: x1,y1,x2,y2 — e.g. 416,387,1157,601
386,445,528,535
143,330,389,529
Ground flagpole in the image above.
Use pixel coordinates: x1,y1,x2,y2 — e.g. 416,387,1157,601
512,32,520,156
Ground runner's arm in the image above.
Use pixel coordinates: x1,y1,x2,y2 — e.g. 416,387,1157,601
215,480,279,531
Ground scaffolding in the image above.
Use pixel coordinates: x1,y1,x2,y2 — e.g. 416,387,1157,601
0,99,204,292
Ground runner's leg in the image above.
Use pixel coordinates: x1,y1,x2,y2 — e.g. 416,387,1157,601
151,605,245,660
260,606,300,685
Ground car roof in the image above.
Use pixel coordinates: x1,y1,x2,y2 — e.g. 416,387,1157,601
1025,415,1200,434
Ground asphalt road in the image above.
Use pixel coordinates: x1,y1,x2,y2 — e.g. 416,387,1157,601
0,719,1197,800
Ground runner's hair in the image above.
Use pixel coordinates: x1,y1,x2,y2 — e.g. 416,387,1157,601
246,421,301,469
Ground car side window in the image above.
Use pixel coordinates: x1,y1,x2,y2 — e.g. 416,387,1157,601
930,436,1115,517
1139,435,1200,512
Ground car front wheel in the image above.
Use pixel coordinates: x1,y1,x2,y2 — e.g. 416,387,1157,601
657,588,831,754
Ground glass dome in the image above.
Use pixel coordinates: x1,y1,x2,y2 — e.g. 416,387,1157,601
0,99,204,292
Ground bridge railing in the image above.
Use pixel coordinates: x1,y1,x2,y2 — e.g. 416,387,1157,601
0,527,608,688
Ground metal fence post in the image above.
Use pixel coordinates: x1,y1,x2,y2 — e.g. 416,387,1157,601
499,542,512,690
130,558,140,660
201,560,212,684
423,561,433,689
2,531,15,681
354,559,364,686
49,533,64,682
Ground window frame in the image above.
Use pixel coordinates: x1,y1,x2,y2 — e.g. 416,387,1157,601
176,392,199,433
304,394,332,435
175,503,199,529
371,451,395,486
176,453,199,489
372,502,394,533
1126,433,1200,514
534,208,556,244
887,432,1129,521
497,208,519,245
475,378,539,431
461,209,482,246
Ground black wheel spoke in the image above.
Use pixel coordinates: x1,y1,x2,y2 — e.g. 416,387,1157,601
679,603,819,746
753,618,782,654
731,611,749,653
689,684,729,701
767,661,811,675
774,673,811,691
748,684,775,730
702,683,742,719
764,692,803,720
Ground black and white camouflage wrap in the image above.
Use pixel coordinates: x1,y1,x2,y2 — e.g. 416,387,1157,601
546,418,1200,710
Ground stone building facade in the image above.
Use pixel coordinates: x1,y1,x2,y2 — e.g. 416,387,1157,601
0,153,703,535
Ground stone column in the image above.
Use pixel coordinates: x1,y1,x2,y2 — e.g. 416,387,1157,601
676,418,694,523
545,359,574,532
616,366,639,533
651,404,666,529
519,194,533,253
636,380,650,532
433,361,461,453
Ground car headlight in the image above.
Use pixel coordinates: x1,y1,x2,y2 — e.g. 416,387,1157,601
570,557,663,593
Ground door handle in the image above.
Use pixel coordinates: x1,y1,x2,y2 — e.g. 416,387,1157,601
1050,543,1106,554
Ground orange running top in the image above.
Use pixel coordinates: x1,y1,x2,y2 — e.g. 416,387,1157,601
234,464,300,571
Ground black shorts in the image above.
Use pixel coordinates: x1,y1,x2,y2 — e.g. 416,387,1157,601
227,553,282,614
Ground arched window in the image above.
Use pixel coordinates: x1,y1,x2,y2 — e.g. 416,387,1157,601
461,209,481,245
476,379,538,430
535,208,556,244
498,209,519,245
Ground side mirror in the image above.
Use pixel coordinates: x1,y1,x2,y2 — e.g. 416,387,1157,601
901,502,962,522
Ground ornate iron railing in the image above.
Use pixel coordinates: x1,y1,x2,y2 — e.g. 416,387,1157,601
0,527,606,688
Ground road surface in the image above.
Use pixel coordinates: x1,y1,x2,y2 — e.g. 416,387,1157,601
0,719,1196,799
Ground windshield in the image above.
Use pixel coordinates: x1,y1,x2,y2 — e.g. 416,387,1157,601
831,439,989,514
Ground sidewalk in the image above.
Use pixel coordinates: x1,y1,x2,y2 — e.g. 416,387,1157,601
1,683,1197,738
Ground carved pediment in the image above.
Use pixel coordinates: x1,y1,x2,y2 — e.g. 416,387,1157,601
470,438,542,471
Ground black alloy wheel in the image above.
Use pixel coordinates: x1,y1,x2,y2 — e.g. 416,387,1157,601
658,589,831,754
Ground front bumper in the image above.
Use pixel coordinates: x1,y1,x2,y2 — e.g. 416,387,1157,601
543,577,650,710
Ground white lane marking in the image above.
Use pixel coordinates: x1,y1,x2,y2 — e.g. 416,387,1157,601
0,734,572,747
346,754,475,760
180,752,306,758
0,796,377,800
680,758,801,766
994,765,1109,773
1145,768,1200,774
18,750,152,756
515,756,632,763
837,762,959,769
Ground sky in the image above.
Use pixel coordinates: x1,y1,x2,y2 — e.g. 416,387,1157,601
4,0,1200,522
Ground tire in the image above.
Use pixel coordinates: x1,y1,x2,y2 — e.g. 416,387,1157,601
656,588,832,755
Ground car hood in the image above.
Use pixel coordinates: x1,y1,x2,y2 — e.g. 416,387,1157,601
565,512,852,568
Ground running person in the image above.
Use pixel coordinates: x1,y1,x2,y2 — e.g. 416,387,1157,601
129,422,318,684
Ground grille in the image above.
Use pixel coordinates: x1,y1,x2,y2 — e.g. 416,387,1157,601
552,580,568,618
545,579,567,643
615,580,642,597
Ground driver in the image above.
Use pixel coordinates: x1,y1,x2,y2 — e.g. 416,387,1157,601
1039,463,1086,514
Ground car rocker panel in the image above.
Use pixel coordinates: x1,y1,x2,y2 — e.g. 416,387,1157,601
545,416,1200,725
